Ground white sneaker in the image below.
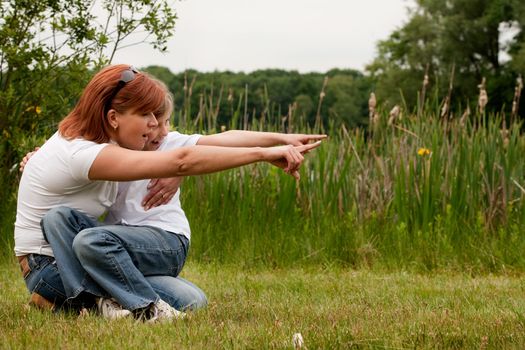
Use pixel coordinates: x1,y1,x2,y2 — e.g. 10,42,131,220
146,299,186,323
96,298,132,320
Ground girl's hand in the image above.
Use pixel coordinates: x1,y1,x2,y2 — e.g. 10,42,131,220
266,141,322,180
142,177,183,210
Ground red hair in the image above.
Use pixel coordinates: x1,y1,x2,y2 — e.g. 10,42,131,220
59,64,168,142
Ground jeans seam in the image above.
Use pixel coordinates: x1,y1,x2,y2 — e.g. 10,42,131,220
33,278,67,299
102,232,133,295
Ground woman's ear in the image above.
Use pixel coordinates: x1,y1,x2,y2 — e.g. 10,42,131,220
107,109,118,130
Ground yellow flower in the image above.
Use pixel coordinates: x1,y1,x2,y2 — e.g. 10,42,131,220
417,148,431,156
25,106,42,114
220,125,226,132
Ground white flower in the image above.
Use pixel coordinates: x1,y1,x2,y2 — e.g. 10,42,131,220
292,333,304,349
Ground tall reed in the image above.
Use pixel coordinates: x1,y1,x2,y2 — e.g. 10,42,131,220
3,73,525,272
170,74,525,271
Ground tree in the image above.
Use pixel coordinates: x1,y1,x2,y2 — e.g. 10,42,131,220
323,70,372,128
0,0,177,226
367,0,524,114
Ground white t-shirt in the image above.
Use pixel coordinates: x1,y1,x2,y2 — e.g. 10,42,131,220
14,132,116,257
104,132,201,240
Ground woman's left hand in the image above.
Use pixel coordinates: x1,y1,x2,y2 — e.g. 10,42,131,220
142,177,183,210
19,146,41,173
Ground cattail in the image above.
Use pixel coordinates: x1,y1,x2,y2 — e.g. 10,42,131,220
189,76,196,97
423,74,429,88
460,105,470,127
478,77,488,114
502,129,510,149
511,75,522,120
388,105,400,125
442,63,455,119
368,92,377,118
372,112,380,129
368,92,380,129
440,96,449,119
319,77,328,100
315,77,329,130
288,103,296,133
418,64,429,117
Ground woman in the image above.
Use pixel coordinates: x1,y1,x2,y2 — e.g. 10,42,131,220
19,94,207,318
16,64,324,321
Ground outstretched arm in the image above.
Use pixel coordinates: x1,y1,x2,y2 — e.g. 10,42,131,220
142,131,327,208
196,130,327,147
89,142,322,182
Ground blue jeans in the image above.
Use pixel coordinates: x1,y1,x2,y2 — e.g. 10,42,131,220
37,206,207,311
23,253,85,310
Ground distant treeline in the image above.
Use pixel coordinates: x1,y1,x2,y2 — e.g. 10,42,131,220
143,66,373,129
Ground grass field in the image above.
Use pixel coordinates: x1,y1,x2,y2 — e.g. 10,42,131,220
2,259,525,349
2,85,525,348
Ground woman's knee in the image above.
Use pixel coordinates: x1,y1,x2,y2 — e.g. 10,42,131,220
176,279,208,311
191,290,208,310
148,275,208,311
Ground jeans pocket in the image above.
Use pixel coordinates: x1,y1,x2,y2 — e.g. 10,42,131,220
24,255,67,305
24,254,52,285
32,278,67,305
25,254,52,274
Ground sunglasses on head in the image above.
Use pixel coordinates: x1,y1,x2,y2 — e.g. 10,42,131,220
104,66,139,116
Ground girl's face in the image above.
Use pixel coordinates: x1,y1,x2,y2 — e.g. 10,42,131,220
111,109,159,150
144,112,170,151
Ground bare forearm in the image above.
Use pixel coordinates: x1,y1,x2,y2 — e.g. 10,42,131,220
198,130,327,147
89,145,266,181
197,130,285,147
171,145,266,176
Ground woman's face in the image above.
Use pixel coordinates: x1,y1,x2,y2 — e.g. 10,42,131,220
144,113,170,151
112,109,159,150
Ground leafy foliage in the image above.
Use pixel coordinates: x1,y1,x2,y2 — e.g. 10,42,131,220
143,67,372,131
0,0,177,231
367,0,525,113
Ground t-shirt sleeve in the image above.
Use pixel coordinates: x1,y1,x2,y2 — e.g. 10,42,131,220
163,132,202,149
69,142,110,181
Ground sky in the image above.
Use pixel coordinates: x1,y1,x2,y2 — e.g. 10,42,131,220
111,0,415,74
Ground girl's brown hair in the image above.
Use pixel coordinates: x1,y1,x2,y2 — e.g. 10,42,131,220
59,64,168,142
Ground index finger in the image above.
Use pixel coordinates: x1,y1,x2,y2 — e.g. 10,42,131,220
304,134,328,142
296,140,322,153
301,134,328,145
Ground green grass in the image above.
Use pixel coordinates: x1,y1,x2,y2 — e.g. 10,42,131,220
2,259,525,349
